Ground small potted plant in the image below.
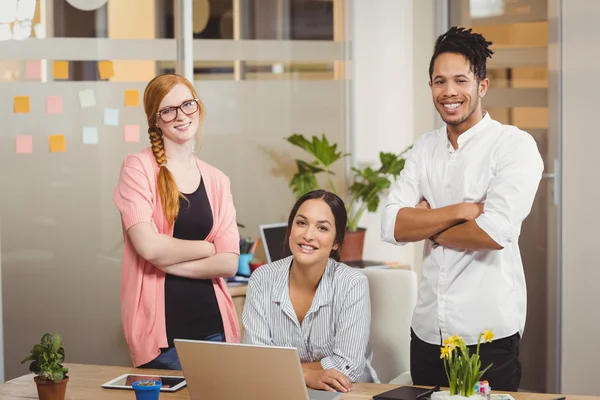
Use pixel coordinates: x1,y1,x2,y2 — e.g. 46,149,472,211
21,333,69,400
285,133,412,261
132,379,163,400
431,330,495,400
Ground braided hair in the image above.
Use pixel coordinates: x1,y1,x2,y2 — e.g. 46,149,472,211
428,26,494,81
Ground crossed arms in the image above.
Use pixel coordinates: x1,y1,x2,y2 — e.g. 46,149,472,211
381,133,544,251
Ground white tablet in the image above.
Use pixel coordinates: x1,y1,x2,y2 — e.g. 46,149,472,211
101,373,187,392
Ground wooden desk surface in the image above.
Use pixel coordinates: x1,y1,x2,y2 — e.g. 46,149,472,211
0,364,596,400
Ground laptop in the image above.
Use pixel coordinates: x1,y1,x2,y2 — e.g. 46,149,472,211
259,222,292,263
174,339,342,400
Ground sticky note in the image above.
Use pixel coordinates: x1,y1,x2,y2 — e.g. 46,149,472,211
14,96,30,113
125,90,140,107
52,61,69,80
46,96,63,114
98,61,114,80
16,135,33,154
104,108,119,126
25,60,41,79
124,124,141,143
79,89,96,108
82,127,98,145
49,134,66,153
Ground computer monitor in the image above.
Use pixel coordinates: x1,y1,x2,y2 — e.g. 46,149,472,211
259,222,292,263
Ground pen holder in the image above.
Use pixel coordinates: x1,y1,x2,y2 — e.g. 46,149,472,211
237,253,253,276
132,380,162,400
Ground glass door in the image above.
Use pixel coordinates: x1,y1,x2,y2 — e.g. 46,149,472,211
447,0,560,393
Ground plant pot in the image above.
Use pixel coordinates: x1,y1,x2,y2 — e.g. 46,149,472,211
339,228,366,262
132,380,162,400
431,390,484,400
34,376,69,400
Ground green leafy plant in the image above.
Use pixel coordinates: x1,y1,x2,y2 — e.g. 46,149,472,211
441,331,494,396
21,333,68,383
286,133,412,232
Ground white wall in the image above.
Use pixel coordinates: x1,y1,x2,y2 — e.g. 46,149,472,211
352,0,438,273
561,0,600,395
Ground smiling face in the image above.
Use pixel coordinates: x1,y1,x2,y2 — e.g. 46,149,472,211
155,83,200,145
289,199,339,267
429,52,489,135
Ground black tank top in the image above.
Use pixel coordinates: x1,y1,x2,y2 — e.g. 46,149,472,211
164,178,224,348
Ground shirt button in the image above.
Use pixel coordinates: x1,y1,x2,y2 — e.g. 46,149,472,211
439,295,444,300
441,267,445,272
446,184,451,188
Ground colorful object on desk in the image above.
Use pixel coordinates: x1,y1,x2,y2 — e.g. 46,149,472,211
237,253,253,276
132,380,162,400
475,381,491,400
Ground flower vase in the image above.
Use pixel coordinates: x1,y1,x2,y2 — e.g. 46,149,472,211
431,391,484,400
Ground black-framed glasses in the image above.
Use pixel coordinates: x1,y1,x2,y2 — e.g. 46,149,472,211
156,98,199,123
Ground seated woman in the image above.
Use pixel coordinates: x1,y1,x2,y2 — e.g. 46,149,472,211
243,190,379,393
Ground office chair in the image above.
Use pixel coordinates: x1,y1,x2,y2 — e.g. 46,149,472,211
362,268,418,384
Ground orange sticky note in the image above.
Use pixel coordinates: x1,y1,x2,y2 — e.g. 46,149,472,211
25,60,41,79
14,96,30,113
98,61,114,80
49,134,66,153
124,89,140,107
53,61,69,80
46,96,63,114
16,136,33,154
124,124,140,143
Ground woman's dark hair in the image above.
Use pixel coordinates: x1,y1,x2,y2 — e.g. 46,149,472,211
284,190,347,262
428,26,494,82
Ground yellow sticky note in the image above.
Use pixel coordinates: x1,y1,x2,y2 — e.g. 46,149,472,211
125,89,140,107
49,134,66,153
14,96,30,113
53,61,69,80
98,61,114,80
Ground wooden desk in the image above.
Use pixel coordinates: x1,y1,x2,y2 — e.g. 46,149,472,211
0,364,597,400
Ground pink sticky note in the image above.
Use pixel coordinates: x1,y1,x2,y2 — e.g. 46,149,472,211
16,135,33,154
124,124,140,143
46,96,63,115
25,61,41,80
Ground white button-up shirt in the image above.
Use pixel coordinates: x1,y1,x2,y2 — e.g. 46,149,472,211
381,113,544,345
242,256,379,383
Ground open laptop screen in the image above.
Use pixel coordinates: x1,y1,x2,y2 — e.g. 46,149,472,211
259,223,292,263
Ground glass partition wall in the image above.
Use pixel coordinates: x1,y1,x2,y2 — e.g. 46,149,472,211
0,0,351,380
446,0,561,394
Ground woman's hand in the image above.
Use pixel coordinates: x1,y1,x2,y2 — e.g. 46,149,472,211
303,368,353,393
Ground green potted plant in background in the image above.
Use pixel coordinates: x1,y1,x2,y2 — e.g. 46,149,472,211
285,133,412,262
21,333,69,400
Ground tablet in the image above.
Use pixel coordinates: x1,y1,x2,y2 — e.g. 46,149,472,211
101,373,187,392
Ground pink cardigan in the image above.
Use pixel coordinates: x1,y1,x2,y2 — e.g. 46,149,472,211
113,147,241,367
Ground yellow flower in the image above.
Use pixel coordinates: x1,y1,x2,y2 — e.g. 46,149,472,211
440,346,450,359
483,329,494,343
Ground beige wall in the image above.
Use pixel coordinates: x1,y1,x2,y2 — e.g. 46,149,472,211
561,0,600,395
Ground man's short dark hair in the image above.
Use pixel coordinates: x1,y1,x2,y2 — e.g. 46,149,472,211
428,26,494,81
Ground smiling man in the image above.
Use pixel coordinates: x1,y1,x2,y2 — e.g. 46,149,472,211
380,27,544,391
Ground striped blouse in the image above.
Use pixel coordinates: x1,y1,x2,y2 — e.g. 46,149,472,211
242,256,379,383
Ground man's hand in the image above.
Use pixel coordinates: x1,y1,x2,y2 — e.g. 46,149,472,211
303,368,353,393
415,200,431,209
460,203,485,220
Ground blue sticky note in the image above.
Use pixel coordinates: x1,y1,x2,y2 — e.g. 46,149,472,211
82,127,98,144
104,108,119,126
